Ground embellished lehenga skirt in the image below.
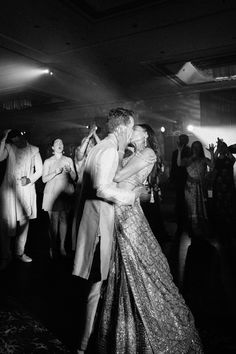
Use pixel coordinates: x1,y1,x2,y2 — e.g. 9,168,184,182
97,200,203,353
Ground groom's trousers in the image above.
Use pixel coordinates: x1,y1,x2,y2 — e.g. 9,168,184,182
79,281,102,351
79,238,103,351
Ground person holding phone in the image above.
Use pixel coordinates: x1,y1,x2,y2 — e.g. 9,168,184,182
0,129,42,268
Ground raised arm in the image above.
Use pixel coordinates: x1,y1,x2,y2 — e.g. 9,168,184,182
93,131,100,144
114,148,156,183
224,144,236,163
75,138,90,162
205,143,215,170
75,125,98,162
228,143,236,155
0,129,11,161
177,145,191,167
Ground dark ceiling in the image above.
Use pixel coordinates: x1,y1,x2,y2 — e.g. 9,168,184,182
0,0,236,141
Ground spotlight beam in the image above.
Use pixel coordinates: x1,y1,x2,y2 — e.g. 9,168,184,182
0,64,54,89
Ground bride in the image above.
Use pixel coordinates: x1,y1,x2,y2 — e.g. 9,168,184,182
96,124,203,353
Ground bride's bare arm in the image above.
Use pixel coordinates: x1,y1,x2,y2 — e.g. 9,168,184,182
114,147,156,183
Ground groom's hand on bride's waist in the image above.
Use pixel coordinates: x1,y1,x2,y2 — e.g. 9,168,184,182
134,185,149,199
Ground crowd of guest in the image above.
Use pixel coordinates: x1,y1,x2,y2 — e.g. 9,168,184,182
170,134,236,241
0,124,235,268
0,125,99,269
0,109,236,353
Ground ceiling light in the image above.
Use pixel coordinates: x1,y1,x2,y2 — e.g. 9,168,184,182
187,124,194,132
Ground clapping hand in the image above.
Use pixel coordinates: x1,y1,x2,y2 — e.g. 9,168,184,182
55,167,63,175
88,124,97,138
63,164,71,173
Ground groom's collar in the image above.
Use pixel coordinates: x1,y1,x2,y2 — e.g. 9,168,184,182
106,133,118,148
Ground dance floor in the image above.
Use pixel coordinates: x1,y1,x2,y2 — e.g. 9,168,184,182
0,188,236,353
0,300,70,353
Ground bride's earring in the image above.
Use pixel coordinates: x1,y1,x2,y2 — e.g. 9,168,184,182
144,136,147,147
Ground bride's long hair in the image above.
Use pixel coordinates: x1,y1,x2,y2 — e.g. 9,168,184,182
137,124,162,187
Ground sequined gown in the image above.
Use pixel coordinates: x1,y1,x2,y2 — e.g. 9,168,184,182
97,152,203,353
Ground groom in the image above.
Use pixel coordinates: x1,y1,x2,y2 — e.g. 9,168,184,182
73,108,144,353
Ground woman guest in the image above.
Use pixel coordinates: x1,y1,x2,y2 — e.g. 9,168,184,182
42,138,76,258
177,140,214,238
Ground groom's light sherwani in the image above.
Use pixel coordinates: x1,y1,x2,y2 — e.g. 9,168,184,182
73,133,135,280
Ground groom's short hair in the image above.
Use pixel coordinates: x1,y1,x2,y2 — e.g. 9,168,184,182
107,107,134,133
